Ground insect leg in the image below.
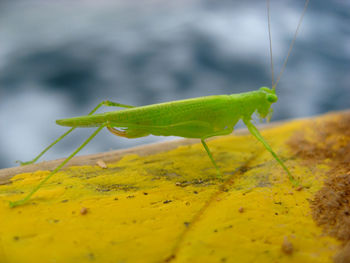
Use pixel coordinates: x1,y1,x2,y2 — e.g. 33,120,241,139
107,121,224,177
99,100,134,109
243,119,299,186
107,127,129,137
10,123,107,208
107,126,149,139
18,100,134,166
201,139,222,178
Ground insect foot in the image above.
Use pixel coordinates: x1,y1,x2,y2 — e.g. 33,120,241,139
9,200,26,208
16,160,34,166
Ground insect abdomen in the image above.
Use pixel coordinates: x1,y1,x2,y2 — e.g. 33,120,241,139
56,95,233,128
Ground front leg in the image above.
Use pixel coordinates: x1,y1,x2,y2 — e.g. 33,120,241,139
243,119,299,186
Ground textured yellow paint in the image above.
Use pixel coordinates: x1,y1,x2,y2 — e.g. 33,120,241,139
0,118,340,263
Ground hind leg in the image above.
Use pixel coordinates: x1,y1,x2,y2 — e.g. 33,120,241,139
107,126,149,139
18,100,134,166
11,123,107,207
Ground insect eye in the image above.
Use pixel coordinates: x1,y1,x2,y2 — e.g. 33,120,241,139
267,94,278,103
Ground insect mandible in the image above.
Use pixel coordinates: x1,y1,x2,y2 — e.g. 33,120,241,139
10,0,310,208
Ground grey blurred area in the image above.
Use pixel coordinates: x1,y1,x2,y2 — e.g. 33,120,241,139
0,0,349,169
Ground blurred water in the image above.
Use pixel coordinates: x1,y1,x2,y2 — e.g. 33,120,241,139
0,0,349,169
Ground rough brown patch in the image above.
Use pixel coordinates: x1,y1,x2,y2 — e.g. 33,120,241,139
281,236,294,255
311,173,350,241
288,112,350,259
80,207,88,215
96,160,108,169
288,113,350,175
334,241,350,263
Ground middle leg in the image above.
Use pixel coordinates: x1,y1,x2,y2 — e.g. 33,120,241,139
201,139,222,178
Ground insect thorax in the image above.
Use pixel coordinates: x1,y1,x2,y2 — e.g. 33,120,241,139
230,87,277,122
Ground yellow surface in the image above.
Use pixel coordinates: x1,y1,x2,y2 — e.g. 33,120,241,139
0,116,341,263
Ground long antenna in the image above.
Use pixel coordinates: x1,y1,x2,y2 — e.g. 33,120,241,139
267,0,275,88
272,0,310,90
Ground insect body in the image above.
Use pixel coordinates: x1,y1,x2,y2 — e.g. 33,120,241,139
10,0,309,208
57,88,276,139
56,87,293,183
9,87,294,208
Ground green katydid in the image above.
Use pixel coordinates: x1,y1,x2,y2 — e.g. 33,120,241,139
10,0,309,208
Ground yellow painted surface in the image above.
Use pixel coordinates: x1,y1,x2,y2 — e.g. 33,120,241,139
0,117,341,263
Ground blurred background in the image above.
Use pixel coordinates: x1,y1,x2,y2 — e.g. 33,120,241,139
0,0,349,169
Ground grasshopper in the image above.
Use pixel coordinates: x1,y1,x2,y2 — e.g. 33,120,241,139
10,0,309,208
